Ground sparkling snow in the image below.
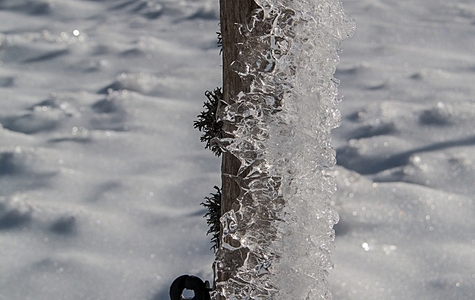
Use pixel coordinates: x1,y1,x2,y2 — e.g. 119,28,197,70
0,0,474,299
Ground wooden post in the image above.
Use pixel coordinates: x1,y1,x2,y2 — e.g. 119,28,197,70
219,0,258,217
216,0,259,298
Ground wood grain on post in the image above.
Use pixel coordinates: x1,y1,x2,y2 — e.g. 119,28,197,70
220,0,258,212
219,0,259,239
216,0,258,298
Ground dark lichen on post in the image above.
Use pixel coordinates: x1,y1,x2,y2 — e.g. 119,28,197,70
193,87,225,157
201,186,222,251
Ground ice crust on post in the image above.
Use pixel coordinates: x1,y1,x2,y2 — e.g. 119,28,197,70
214,0,354,299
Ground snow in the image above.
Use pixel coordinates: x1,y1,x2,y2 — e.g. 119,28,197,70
0,0,474,300
329,0,475,299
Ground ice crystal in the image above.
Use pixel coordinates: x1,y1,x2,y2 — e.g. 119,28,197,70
213,0,354,299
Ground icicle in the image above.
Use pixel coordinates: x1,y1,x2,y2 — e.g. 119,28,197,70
214,0,354,299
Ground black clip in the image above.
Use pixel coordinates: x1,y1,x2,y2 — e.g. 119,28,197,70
169,275,211,300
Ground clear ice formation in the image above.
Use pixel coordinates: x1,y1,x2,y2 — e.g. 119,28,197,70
214,1,354,299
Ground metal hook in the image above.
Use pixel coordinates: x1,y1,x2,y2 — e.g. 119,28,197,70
169,275,211,300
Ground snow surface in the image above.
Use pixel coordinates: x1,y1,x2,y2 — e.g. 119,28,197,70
0,0,474,300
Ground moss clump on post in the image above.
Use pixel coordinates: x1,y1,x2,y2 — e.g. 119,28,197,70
201,186,222,251
217,31,222,54
194,88,224,157
195,88,224,250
